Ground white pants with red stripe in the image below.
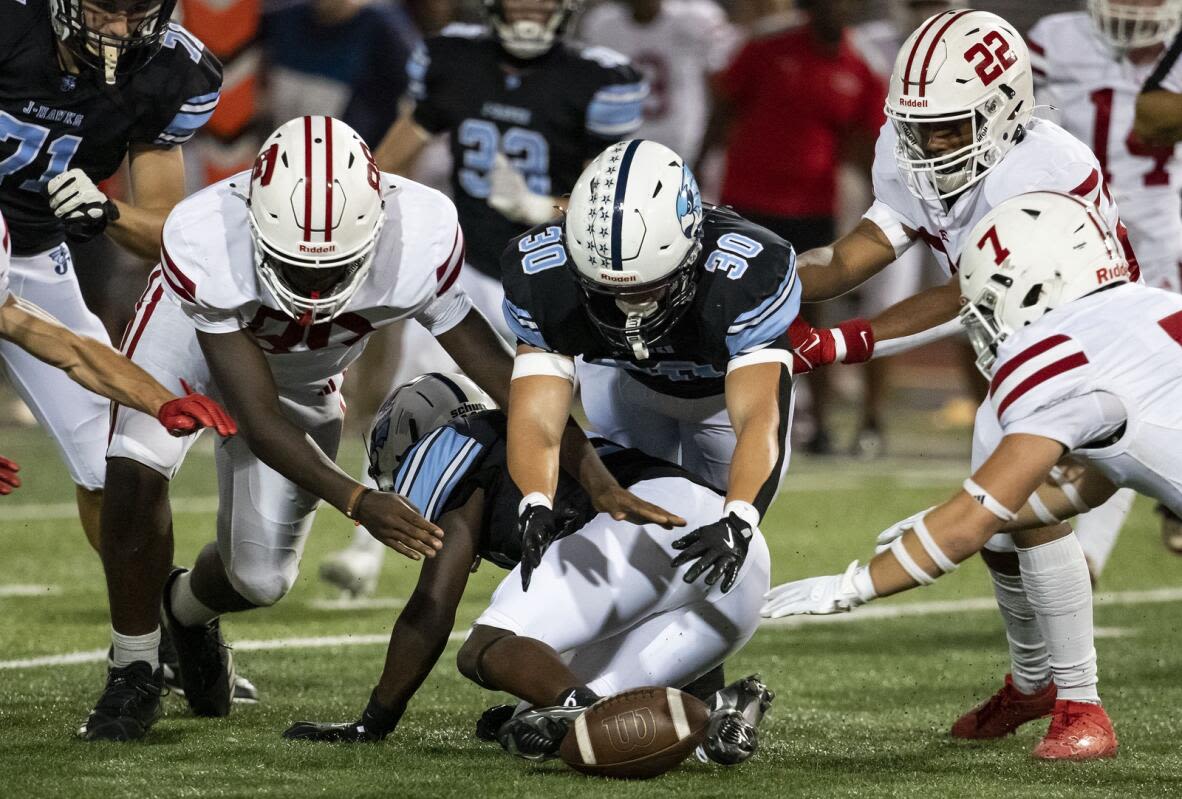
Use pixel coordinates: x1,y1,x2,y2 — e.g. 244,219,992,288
107,270,344,606
0,245,109,490
471,478,771,695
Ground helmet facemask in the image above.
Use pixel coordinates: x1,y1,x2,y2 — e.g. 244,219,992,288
484,0,580,59
50,0,176,85
960,282,1011,378
1087,0,1182,52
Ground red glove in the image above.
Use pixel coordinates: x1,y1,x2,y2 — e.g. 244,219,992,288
157,393,238,437
0,455,20,495
788,316,875,375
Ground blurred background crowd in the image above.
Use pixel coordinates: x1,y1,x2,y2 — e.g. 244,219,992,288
0,0,1080,458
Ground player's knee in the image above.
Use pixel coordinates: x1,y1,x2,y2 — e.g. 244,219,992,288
226,563,296,608
457,625,512,687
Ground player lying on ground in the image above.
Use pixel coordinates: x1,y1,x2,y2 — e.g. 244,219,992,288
284,373,773,765
760,190,1182,760
0,209,235,495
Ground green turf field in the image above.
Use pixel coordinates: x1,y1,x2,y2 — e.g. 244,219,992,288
3,424,1182,799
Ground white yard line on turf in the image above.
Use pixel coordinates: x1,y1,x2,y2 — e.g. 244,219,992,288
3,496,219,522
307,597,406,611
0,584,59,597
2,587,1176,672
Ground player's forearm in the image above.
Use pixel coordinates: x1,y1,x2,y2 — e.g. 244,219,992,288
559,418,617,496
726,413,783,514
372,587,458,711
508,420,563,501
435,310,514,408
107,200,170,260
374,110,430,174
868,280,960,342
242,416,362,512
68,334,175,416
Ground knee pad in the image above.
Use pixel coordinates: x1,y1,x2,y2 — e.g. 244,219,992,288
225,561,297,608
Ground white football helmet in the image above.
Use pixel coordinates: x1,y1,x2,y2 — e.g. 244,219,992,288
565,139,704,360
886,9,1034,201
366,373,497,491
888,0,966,36
484,0,582,59
1088,0,1182,51
959,191,1130,377
247,116,385,326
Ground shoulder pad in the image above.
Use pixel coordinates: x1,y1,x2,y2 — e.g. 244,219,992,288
991,332,1092,426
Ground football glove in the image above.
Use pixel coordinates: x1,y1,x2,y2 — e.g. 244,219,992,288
0,455,20,495
671,511,754,594
283,692,404,743
487,153,557,225
157,391,238,438
874,507,936,554
518,499,560,592
47,168,120,243
788,316,874,374
760,560,877,619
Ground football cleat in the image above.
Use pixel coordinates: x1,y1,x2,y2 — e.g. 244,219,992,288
161,568,236,717
475,704,516,742
319,547,381,598
78,661,164,741
497,705,588,761
951,674,1056,739
1032,700,1118,761
1158,503,1182,555
701,674,775,766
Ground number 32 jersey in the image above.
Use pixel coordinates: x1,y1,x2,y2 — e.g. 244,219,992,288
0,0,223,255
408,23,646,279
987,282,1182,515
501,206,801,399
1028,11,1182,291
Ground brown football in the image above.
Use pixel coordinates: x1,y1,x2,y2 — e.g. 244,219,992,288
559,687,710,779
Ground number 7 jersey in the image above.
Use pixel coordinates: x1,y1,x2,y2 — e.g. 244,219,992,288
1028,11,1182,291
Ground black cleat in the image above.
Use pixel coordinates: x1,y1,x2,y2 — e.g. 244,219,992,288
496,704,588,761
701,674,775,766
161,568,235,717
476,704,516,742
79,662,164,741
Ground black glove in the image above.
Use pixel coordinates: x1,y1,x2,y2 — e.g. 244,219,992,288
282,691,404,743
46,168,120,243
518,502,560,592
671,512,753,593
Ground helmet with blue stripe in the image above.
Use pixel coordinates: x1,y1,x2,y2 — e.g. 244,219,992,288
565,139,704,360
367,373,496,491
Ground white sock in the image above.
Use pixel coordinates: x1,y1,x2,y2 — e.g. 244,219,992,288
1018,534,1101,704
111,626,160,670
988,566,1052,694
170,570,219,628
1073,488,1135,577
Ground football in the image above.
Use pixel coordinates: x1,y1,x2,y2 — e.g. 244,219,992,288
559,687,710,779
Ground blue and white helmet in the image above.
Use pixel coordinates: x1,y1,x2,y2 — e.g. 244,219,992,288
367,373,496,491
565,139,704,359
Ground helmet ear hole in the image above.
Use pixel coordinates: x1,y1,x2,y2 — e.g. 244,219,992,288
1020,284,1043,308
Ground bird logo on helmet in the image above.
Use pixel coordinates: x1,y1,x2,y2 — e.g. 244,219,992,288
247,116,386,328
887,9,1034,202
565,140,704,360
958,191,1129,377
49,0,179,85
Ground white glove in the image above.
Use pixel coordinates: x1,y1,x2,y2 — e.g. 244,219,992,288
760,560,877,619
874,506,936,554
487,153,557,225
47,168,118,242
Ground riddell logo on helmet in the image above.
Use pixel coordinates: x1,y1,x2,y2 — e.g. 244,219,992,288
1096,264,1130,283
898,96,928,108
298,243,336,254
598,271,638,284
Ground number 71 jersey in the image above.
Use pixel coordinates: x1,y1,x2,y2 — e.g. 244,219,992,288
1029,11,1182,290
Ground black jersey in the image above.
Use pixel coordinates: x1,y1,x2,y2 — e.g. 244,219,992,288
501,206,801,398
0,3,222,255
388,410,712,570
407,23,645,279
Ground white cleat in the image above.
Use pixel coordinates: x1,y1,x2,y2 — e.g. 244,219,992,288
319,548,382,598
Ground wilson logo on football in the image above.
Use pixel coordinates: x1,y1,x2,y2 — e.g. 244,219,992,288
601,709,659,753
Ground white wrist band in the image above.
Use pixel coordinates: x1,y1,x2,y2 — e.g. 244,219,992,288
850,562,878,601
512,351,575,382
1048,466,1089,514
1028,491,1062,525
518,492,552,515
963,478,1017,522
724,500,760,532
889,537,937,585
911,515,957,574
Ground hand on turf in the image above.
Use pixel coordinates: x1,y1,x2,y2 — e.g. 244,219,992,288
591,482,686,529
284,692,402,742
671,512,753,594
47,168,119,242
157,390,238,437
518,502,562,592
0,454,21,495
874,507,935,554
760,560,870,618
357,491,444,561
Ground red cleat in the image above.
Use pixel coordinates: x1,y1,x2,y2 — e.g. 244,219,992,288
1031,700,1118,761
951,674,1056,739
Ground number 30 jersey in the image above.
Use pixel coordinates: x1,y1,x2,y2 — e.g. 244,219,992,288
0,0,223,255
408,23,646,279
988,282,1182,515
501,206,801,399
1028,11,1182,291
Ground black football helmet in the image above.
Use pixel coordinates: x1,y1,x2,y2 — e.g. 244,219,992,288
50,0,178,84
483,0,582,59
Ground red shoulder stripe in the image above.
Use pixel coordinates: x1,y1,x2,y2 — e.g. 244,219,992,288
160,246,197,303
996,352,1089,417
435,227,464,296
1069,168,1100,200
989,334,1071,397
1027,38,1045,56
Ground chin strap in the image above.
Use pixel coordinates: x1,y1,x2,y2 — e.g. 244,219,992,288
624,313,649,360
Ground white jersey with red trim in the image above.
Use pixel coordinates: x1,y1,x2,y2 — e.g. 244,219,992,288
866,118,1140,281
1028,12,1182,291
989,282,1182,513
0,210,9,304
158,170,469,387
